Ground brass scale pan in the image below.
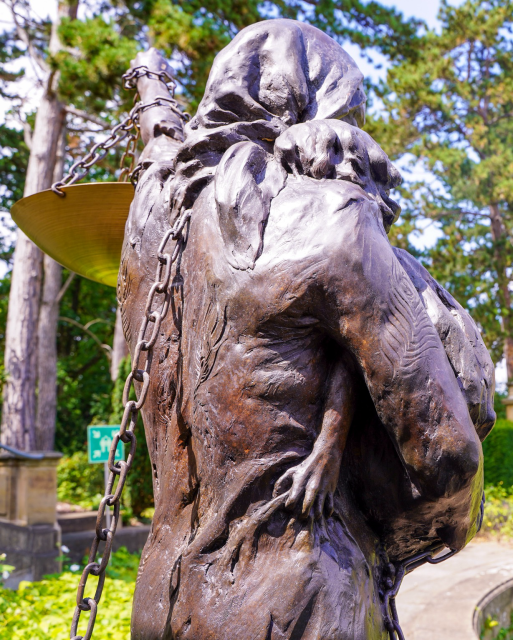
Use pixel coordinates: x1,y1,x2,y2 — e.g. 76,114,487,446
11,183,134,289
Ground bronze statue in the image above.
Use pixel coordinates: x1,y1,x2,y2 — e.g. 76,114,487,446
118,20,495,640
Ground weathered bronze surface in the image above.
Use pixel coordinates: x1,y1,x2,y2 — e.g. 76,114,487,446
118,21,495,640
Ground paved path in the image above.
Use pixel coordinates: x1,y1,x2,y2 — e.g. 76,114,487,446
396,541,513,639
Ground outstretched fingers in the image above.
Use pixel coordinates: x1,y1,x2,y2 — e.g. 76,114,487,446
273,468,294,498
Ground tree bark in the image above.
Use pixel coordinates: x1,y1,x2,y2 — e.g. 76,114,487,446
111,305,128,382
1,95,65,450
0,1,76,450
35,131,66,450
489,203,513,384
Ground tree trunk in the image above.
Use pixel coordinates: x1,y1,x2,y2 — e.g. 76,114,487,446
489,203,513,384
35,131,66,450
111,305,128,382
35,256,62,450
1,95,65,450
0,0,77,450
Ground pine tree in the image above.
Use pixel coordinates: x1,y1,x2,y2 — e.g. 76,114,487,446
370,0,513,387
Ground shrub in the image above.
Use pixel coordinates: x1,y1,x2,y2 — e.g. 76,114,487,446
110,356,154,519
0,547,138,639
483,419,513,488
479,484,513,540
57,451,105,510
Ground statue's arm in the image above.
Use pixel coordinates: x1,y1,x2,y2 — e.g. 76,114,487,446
118,50,185,353
393,247,496,441
132,48,184,166
273,357,355,519
321,198,483,550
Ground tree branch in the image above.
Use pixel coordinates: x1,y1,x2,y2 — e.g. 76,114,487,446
6,0,49,75
56,271,75,304
427,210,491,220
84,318,114,330
58,316,112,359
65,106,110,129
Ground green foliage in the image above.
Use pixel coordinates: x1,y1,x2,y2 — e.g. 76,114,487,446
130,0,424,109
0,124,29,214
479,483,513,540
495,393,507,421
0,554,14,587
57,16,139,114
490,609,513,640
0,30,24,95
371,0,513,370
483,419,513,488
0,547,138,639
110,357,154,519
57,356,154,518
55,273,117,455
57,452,105,510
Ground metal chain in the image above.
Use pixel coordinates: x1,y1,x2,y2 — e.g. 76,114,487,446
119,125,140,182
52,66,189,196
66,62,193,640
382,545,458,640
122,65,176,91
70,207,191,640
383,493,484,639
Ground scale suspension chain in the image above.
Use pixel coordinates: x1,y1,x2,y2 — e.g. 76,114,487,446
70,207,191,640
67,64,190,640
52,65,189,195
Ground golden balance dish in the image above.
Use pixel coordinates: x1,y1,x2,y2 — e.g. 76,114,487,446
11,182,134,288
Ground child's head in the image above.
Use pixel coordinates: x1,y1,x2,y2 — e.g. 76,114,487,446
274,120,402,230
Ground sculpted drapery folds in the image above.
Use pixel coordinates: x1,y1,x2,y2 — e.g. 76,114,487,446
118,20,495,640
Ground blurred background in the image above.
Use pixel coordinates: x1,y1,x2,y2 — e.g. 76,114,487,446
0,0,512,638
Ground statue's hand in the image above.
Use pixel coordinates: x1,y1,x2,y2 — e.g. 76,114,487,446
130,47,173,78
128,48,184,145
273,449,341,520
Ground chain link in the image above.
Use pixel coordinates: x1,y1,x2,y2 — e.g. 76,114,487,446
119,125,140,182
66,61,192,640
122,65,176,91
69,207,191,640
382,545,458,640
52,66,189,196
382,491,484,639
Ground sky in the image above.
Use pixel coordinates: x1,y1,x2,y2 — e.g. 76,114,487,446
0,0,509,390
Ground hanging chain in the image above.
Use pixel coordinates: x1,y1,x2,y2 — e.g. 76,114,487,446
119,125,140,182
65,62,192,640
382,545,458,640
383,493,484,639
52,66,189,196
69,207,191,640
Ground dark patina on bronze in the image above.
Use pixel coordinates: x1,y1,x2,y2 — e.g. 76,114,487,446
114,20,495,640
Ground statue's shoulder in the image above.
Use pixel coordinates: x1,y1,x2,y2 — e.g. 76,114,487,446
268,176,387,246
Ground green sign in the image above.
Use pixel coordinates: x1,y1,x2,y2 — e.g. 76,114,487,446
87,425,123,464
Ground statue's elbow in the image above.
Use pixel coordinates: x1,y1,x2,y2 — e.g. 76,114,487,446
417,432,482,501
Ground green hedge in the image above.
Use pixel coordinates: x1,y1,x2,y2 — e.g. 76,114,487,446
0,547,138,639
483,419,513,488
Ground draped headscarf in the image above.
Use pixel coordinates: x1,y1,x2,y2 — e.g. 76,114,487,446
171,19,366,216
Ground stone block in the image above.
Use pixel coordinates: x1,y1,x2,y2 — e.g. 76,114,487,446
0,452,62,587
0,520,62,588
0,451,61,526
